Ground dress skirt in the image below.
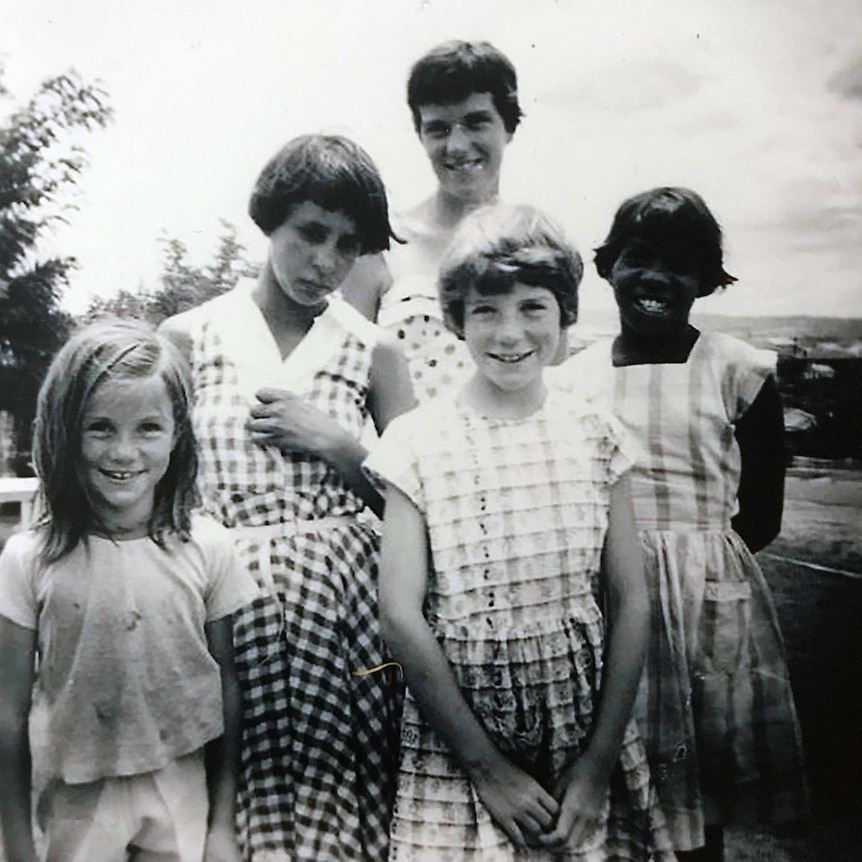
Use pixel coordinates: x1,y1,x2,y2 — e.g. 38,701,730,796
636,528,808,848
233,520,402,861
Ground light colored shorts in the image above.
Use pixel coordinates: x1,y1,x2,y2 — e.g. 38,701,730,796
38,749,208,862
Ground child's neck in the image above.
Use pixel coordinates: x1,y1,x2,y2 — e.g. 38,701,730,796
89,518,151,541
432,186,499,230
613,323,700,367
253,265,325,359
462,373,547,420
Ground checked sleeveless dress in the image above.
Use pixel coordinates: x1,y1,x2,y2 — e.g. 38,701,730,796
556,332,808,850
366,389,675,861
183,282,401,861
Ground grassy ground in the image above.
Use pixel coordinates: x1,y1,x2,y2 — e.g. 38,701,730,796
1,465,860,860
726,465,862,861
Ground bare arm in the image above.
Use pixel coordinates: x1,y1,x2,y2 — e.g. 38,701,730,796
158,313,194,366
545,473,648,849
368,335,417,434
732,375,785,552
248,335,414,521
0,617,38,862
379,485,558,848
338,253,392,321
203,616,242,862
162,304,414,518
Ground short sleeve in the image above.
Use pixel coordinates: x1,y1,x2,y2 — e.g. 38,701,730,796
579,407,642,489
194,517,260,622
715,334,776,420
363,409,427,514
604,410,642,483
0,532,41,630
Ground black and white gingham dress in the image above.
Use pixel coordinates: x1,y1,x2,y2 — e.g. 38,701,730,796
184,283,402,861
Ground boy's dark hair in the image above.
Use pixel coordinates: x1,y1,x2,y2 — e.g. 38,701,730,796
248,134,394,254
594,186,736,296
33,317,199,562
439,204,582,339
407,41,523,134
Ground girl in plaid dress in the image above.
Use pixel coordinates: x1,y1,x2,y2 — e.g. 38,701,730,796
161,136,415,862
366,205,674,860
555,188,807,861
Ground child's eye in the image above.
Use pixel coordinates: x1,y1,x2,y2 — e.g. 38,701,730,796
140,421,166,435
337,235,361,256
467,304,495,317
464,115,492,132
422,121,450,139
299,225,327,244
620,248,649,267
84,420,113,435
521,301,550,315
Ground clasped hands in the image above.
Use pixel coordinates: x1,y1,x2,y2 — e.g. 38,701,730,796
472,753,607,855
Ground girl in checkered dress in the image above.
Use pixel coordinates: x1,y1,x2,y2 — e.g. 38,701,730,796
161,136,415,862
554,188,808,861
366,205,675,860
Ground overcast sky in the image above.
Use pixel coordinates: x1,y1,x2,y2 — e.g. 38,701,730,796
4,0,862,319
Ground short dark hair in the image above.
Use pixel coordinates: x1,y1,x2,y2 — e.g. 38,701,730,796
407,41,523,134
33,317,199,562
594,186,736,296
248,134,394,254
439,204,582,339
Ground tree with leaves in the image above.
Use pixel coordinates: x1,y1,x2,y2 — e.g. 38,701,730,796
87,222,258,326
0,67,112,474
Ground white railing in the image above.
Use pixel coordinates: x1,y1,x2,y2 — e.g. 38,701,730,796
0,476,39,529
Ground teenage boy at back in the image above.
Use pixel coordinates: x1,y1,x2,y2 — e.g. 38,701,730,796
342,40,523,401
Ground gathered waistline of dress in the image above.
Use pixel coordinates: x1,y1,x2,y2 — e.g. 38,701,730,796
638,522,735,537
431,604,603,641
226,517,358,665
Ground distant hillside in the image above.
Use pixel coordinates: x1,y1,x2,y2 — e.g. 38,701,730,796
572,312,862,357
566,312,862,460
695,314,862,355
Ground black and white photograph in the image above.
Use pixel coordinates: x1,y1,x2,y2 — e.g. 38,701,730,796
1,2,860,860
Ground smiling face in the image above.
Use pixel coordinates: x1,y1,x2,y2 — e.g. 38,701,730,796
463,282,561,404
78,374,176,537
418,92,512,205
269,200,361,310
609,238,701,338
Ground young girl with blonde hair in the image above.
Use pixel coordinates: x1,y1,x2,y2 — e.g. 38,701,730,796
0,319,257,862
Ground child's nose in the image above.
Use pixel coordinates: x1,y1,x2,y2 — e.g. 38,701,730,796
641,266,672,285
495,317,522,344
311,241,339,276
108,433,137,460
444,124,471,154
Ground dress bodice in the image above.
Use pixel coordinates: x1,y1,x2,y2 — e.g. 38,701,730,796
184,283,380,527
367,389,637,636
554,332,775,532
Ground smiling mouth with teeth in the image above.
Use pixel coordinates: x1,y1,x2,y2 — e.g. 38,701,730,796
102,470,142,480
637,297,670,314
490,351,532,363
445,159,484,171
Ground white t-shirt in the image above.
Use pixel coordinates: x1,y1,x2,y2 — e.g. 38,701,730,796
0,515,258,783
